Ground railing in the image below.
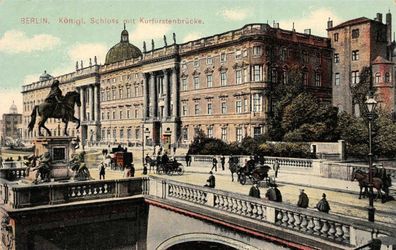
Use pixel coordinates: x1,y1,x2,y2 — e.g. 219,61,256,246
0,167,28,181
5,177,149,208
323,162,396,181
149,176,395,248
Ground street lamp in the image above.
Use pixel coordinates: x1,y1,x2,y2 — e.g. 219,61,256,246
365,95,377,222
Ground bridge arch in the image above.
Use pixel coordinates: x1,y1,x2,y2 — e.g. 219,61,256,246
156,232,260,250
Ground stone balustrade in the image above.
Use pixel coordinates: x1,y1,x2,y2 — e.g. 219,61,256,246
322,162,396,181
4,177,149,208
0,167,28,181
149,176,395,248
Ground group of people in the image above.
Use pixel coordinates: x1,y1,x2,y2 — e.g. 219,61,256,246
211,155,226,172
249,184,331,213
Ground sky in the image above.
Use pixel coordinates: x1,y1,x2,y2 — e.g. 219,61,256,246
0,0,396,116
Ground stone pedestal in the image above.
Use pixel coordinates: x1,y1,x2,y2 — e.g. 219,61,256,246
32,136,74,180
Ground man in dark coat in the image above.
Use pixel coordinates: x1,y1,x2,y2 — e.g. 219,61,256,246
316,193,330,213
249,183,261,198
204,171,216,188
273,159,280,178
297,189,309,208
211,156,218,172
220,155,225,171
266,184,282,202
162,152,169,165
45,80,64,114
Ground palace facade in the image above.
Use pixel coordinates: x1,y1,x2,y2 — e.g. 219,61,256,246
22,23,332,148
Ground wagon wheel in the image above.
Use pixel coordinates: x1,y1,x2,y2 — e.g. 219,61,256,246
239,174,247,185
177,166,184,175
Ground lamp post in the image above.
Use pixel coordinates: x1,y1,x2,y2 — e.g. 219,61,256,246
365,95,377,222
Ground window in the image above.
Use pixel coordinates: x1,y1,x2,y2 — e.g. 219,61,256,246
303,72,308,85
106,89,110,100
127,110,130,119
335,73,340,86
113,128,117,140
134,109,138,118
127,128,132,140
220,52,226,62
302,51,309,63
280,48,287,61
207,74,213,87
385,72,390,83
107,112,110,120
282,70,288,84
352,29,359,39
375,72,381,83
194,77,200,89
120,129,124,141
236,69,242,84
112,89,116,99
271,68,277,83
207,103,212,115
182,105,187,116
112,111,116,120
244,68,248,83
101,112,104,120
315,72,321,86
182,127,188,140
194,59,199,67
119,110,123,119
135,86,139,96
101,91,105,101
236,128,243,142
221,102,227,114
235,50,242,59
221,127,227,141
253,65,262,82
253,127,262,139
207,56,213,65
352,50,359,61
182,78,188,91
194,104,200,115
119,88,123,98
253,46,262,56
334,33,339,42
253,94,262,112
334,53,340,63
207,127,213,138
126,87,131,98
351,71,359,85
236,100,242,114
135,128,140,139
221,72,227,86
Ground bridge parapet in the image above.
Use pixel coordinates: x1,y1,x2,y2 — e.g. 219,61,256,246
149,176,395,248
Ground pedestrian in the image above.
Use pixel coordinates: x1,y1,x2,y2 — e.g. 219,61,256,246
249,183,261,198
204,171,216,188
188,154,192,166
265,183,282,202
130,164,135,177
220,155,225,171
99,162,106,180
211,156,218,172
143,165,148,175
297,189,309,208
316,193,330,213
273,159,280,178
185,153,189,167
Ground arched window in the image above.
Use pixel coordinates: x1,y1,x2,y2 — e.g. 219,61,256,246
385,72,390,83
315,71,321,86
375,72,381,83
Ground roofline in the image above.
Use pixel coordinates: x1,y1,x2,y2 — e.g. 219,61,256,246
327,18,387,31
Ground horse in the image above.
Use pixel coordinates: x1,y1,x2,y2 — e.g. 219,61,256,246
28,91,81,136
145,156,158,173
229,161,242,182
351,169,383,200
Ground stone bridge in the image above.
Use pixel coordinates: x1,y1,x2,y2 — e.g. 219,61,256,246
0,176,394,249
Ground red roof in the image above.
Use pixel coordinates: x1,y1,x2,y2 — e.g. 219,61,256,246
328,17,372,30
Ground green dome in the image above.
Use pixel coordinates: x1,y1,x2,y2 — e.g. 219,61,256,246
105,28,142,65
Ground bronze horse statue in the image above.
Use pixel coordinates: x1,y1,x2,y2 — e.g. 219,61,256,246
28,91,81,136
351,169,383,200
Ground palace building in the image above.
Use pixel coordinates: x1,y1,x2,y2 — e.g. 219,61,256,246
22,23,332,148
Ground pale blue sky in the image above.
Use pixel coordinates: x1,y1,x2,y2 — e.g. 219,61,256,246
0,0,395,115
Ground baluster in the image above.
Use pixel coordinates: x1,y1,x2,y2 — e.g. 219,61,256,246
320,220,330,237
328,222,336,240
281,210,288,226
251,203,258,218
219,195,225,210
232,198,238,213
313,217,322,235
227,197,233,212
287,212,295,228
275,210,283,225
335,223,344,242
240,200,248,216
246,201,253,216
293,213,301,230
256,205,263,220
300,215,308,232
341,225,350,243
214,195,220,208
306,216,314,234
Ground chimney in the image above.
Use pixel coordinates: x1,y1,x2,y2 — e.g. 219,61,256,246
304,29,311,35
376,13,383,23
387,11,392,45
327,18,333,29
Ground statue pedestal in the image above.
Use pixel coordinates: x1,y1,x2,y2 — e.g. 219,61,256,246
32,136,75,180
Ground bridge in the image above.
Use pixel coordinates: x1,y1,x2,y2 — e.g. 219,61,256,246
0,174,394,250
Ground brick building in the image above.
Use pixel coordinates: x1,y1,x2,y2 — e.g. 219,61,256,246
1,102,22,146
22,23,332,148
328,12,396,115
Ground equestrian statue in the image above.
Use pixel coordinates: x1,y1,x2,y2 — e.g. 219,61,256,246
28,79,81,136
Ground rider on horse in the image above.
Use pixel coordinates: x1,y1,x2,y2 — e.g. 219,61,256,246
45,80,72,117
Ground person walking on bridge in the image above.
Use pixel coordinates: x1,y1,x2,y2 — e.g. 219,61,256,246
297,189,309,208
316,193,330,213
249,183,261,198
211,156,218,172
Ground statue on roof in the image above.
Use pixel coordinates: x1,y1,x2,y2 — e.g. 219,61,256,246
173,33,176,44
143,41,146,53
163,35,167,46
151,39,155,51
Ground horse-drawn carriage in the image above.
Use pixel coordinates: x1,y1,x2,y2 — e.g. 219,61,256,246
108,146,133,170
229,156,271,185
156,159,184,175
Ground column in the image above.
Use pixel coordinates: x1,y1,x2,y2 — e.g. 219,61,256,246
90,85,95,121
163,69,169,119
81,87,86,121
171,67,178,117
76,87,81,120
94,85,99,121
149,72,155,119
154,75,159,118
143,74,148,120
